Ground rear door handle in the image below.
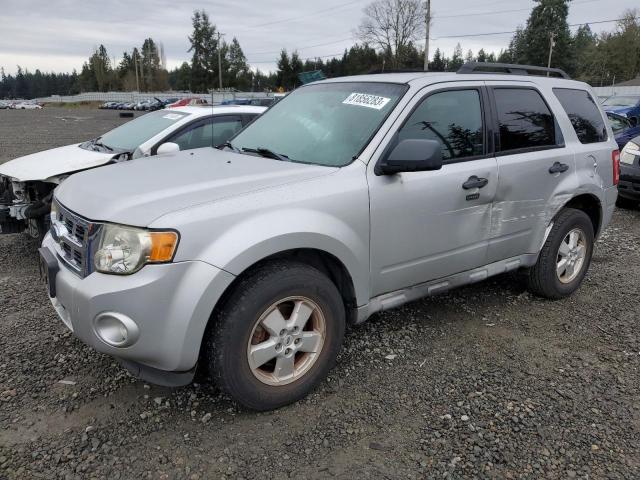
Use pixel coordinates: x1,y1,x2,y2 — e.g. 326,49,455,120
462,176,489,190
549,162,569,174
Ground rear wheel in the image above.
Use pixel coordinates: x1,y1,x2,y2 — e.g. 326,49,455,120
206,261,345,411
527,208,594,299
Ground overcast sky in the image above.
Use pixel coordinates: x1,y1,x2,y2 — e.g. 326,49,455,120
0,0,637,76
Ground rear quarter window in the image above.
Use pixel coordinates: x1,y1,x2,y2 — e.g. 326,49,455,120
553,88,607,144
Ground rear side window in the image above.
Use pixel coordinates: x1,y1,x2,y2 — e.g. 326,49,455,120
554,88,607,144
398,89,484,161
494,88,556,152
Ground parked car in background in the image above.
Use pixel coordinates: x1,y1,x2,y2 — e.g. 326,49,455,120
38,63,618,410
221,98,276,107
0,105,265,238
13,102,42,110
0,101,12,109
100,101,118,109
167,97,208,108
602,94,640,122
607,112,640,149
617,135,640,208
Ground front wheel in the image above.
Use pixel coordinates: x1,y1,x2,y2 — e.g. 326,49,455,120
527,208,594,299
206,261,346,411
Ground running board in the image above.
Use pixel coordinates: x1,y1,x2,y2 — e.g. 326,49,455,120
356,254,538,324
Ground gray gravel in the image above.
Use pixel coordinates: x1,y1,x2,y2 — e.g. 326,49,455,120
1,109,640,479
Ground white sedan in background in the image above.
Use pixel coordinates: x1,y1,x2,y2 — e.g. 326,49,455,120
0,105,266,238
13,102,43,109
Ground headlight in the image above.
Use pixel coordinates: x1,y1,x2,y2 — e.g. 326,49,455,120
94,224,179,275
50,199,59,222
621,142,640,165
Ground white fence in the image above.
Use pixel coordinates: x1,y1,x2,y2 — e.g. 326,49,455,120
36,91,273,104
593,85,640,97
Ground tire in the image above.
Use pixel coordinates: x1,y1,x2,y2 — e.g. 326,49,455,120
527,208,594,300
616,196,637,209
206,260,346,411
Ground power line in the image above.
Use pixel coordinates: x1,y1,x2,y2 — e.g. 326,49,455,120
431,16,638,40
247,0,365,28
434,0,599,20
248,51,346,65
246,37,354,57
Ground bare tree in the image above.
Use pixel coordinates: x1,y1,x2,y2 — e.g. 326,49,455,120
356,0,425,67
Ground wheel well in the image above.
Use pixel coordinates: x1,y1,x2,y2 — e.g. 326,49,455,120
564,194,602,237
217,249,357,324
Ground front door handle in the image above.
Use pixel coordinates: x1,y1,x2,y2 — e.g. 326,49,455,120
462,176,489,190
549,162,569,174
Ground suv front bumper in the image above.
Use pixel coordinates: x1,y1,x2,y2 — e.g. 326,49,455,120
41,233,236,385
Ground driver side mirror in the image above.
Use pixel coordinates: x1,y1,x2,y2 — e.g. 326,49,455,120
157,142,180,155
375,139,443,176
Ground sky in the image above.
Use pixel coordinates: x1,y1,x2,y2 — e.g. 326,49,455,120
0,0,637,76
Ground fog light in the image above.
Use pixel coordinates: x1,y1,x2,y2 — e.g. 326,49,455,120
94,312,139,348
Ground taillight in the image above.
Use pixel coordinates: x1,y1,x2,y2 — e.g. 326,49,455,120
612,150,620,186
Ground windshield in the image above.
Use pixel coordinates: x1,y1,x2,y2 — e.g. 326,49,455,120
230,82,407,166
607,113,630,134
603,96,640,107
94,110,189,151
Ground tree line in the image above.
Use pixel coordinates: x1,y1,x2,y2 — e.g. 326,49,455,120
1,0,638,99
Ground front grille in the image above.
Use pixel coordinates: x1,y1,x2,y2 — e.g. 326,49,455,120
51,200,98,277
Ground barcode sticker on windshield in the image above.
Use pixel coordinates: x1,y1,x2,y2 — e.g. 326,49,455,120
343,92,391,110
162,113,183,120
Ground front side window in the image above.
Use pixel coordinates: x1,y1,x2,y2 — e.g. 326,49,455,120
494,88,557,152
231,82,407,167
95,110,190,151
554,88,607,144
170,116,243,151
398,89,484,161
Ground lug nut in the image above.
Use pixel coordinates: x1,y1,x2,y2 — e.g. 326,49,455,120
275,343,282,351
294,338,301,345
292,326,299,333
285,348,291,355
279,329,286,336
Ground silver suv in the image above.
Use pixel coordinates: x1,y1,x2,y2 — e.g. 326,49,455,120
39,63,620,410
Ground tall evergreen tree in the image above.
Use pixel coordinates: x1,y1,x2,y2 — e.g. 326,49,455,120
522,0,573,72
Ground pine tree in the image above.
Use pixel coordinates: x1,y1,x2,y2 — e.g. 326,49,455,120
188,10,216,92
429,49,446,71
522,0,572,72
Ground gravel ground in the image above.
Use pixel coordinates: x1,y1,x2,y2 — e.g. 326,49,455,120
1,109,640,479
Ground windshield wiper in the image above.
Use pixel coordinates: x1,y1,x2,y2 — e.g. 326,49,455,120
217,141,240,152
91,137,114,152
242,147,290,162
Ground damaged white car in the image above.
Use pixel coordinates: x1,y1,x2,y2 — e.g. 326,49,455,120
0,105,265,237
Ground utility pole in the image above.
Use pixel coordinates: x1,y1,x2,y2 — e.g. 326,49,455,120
546,31,556,76
216,31,225,90
424,0,431,71
133,51,140,91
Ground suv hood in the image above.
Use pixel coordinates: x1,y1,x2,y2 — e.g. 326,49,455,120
55,148,337,226
0,143,116,182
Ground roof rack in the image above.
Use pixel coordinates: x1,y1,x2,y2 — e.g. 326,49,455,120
457,62,570,79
